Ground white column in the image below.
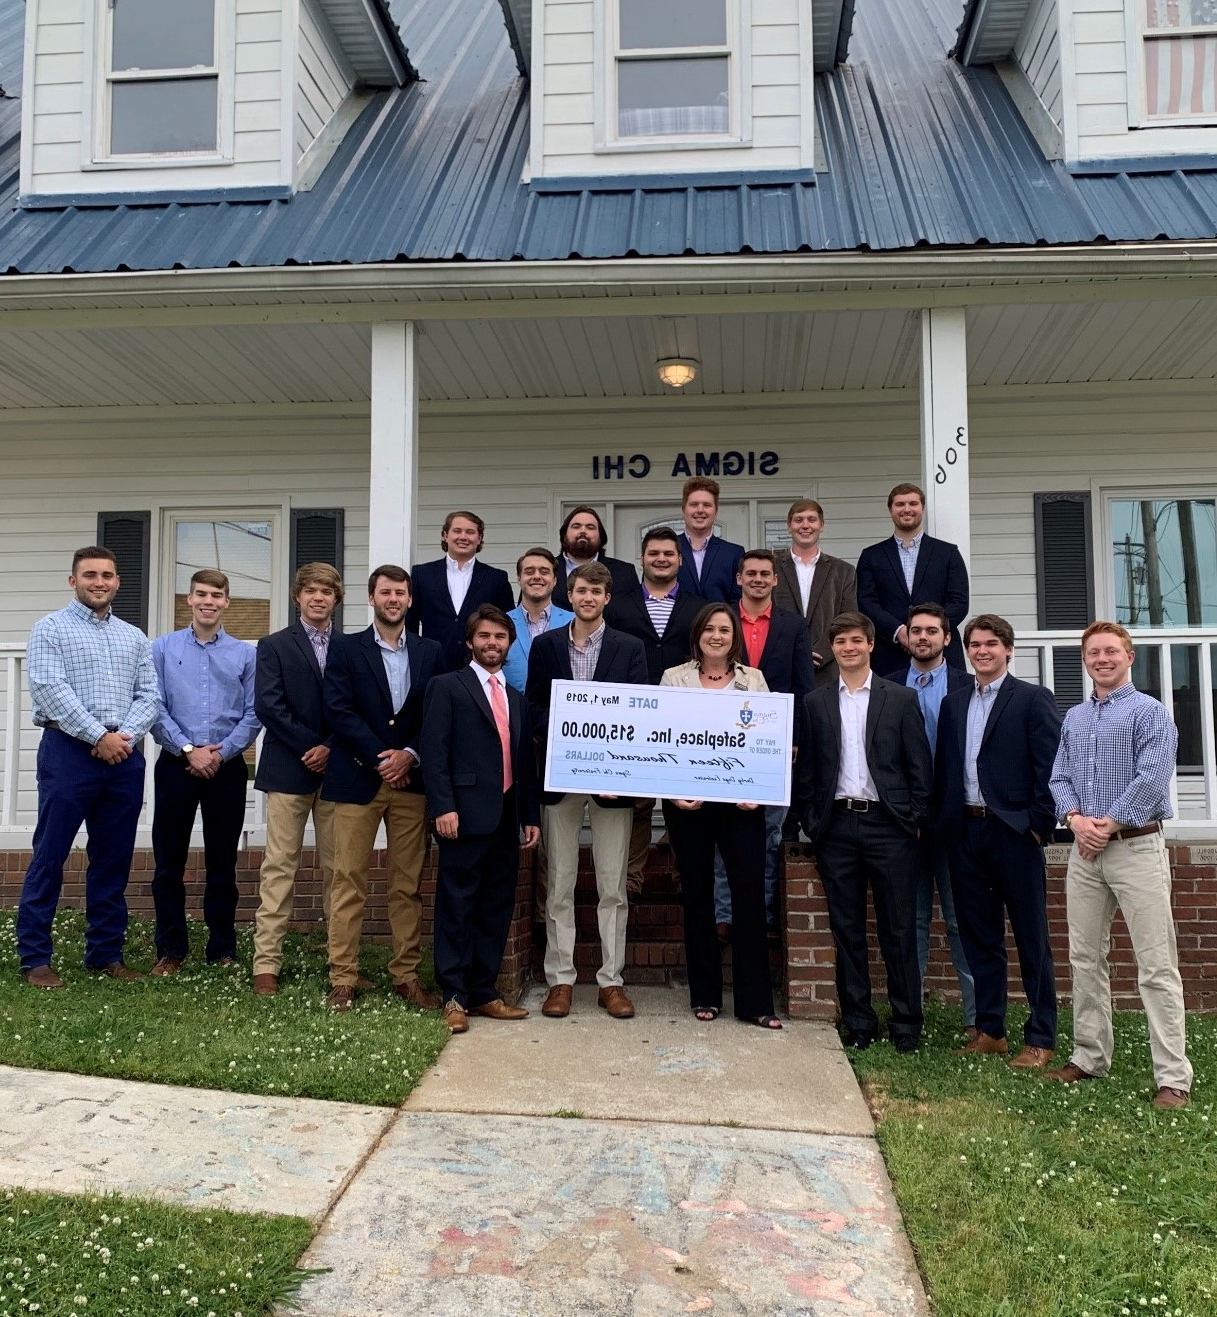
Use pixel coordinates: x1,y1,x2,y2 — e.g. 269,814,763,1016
369,321,419,573
919,307,971,573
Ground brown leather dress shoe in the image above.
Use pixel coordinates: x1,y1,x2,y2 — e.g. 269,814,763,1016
442,1000,469,1034
1152,1086,1189,1110
542,984,572,1018
598,986,635,1019
963,1025,979,1042
1009,1045,1055,1070
22,965,64,990
151,956,183,977
98,962,147,981
1045,1062,1099,1083
251,974,279,996
354,975,377,994
468,998,529,1021
959,1031,1009,1056
326,985,355,1012
392,979,441,1010
716,922,732,945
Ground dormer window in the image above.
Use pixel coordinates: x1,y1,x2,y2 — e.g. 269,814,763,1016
103,0,224,159
1140,1,1217,121
613,0,734,141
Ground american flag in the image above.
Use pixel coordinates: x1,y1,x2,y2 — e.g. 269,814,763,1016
1145,2,1217,116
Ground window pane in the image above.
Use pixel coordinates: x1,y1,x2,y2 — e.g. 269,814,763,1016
618,57,729,136
110,78,218,154
620,0,727,50
1145,1,1217,31
1172,643,1203,771
1112,497,1217,627
174,520,272,641
112,0,215,71
1144,34,1217,115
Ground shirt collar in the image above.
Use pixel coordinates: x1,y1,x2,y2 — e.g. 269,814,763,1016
572,621,606,647
911,660,946,682
895,531,925,551
469,659,500,687
67,598,110,624
740,601,772,623
447,555,476,574
839,671,873,695
1091,679,1137,705
301,621,332,641
791,546,821,566
975,672,1006,696
643,581,678,601
373,626,407,652
188,624,226,646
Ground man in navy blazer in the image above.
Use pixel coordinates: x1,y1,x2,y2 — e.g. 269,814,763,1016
676,476,745,605
936,614,1062,1069
526,561,647,1021
422,605,541,1035
856,482,969,676
323,565,445,1012
406,510,515,669
251,562,343,995
551,506,641,610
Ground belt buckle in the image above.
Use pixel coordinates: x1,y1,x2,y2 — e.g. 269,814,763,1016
850,798,869,813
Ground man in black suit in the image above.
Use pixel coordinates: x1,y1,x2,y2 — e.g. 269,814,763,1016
856,482,969,676
677,476,745,605
936,614,1061,1068
606,526,705,896
406,510,515,669
552,506,641,609
796,611,933,1052
323,565,445,1012
251,562,343,995
422,605,541,1036
526,562,647,1021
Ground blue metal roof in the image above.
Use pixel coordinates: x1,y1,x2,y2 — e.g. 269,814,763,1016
1,0,1217,276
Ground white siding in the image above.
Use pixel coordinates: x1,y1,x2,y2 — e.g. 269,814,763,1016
296,0,355,159
536,0,813,179
22,0,287,202
1013,0,1062,128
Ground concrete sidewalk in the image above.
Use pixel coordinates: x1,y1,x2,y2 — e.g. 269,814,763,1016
0,986,932,1315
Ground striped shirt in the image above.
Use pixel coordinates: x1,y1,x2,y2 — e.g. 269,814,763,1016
642,583,679,637
568,622,606,682
1050,681,1177,827
27,598,160,745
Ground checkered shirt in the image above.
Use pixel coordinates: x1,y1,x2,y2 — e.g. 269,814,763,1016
568,622,606,682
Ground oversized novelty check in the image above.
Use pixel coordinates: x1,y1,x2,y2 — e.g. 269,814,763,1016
543,680,795,807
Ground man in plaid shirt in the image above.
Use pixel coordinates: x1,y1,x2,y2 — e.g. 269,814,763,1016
17,546,160,987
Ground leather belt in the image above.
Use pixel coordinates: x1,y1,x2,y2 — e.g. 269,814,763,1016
44,721,119,734
1109,822,1163,842
835,797,874,812
965,804,993,818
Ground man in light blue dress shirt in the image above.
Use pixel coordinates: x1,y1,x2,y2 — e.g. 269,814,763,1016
149,569,260,973
503,548,574,692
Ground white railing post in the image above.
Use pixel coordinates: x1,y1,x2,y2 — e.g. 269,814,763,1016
1199,640,1217,821
2,652,20,828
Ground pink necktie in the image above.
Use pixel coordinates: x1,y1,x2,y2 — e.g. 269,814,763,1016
488,675,513,791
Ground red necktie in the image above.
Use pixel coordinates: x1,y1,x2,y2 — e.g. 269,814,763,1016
488,674,513,791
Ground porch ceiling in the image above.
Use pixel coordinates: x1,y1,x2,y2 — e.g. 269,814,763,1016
4,299,1217,408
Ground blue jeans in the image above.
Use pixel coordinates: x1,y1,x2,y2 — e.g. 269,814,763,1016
917,835,977,1028
17,729,145,971
713,804,785,927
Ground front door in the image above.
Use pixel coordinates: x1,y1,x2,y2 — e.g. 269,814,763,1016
612,502,751,565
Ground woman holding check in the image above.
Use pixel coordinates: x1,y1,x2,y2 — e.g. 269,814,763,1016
661,604,782,1029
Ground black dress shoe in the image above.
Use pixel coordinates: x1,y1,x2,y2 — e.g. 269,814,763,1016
893,1035,920,1055
842,1031,875,1050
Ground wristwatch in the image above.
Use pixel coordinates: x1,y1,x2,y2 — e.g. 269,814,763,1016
1063,809,1079,825
181,743,196,756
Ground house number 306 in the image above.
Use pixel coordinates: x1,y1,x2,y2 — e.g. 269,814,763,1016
935,427,966,484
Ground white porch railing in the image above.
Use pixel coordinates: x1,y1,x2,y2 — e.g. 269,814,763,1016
6,631,1217,844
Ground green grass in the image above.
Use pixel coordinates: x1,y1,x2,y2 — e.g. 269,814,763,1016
849,1004,1217,1317
0,910,449,1106
0,1186,314,1317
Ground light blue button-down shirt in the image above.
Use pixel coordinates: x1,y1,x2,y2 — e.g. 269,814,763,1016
895,531,924,594
374,627,412,712
152,626,259,761
28,599,160,745
964,674,1005,805
904,661,949,759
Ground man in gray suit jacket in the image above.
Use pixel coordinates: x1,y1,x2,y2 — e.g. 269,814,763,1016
773,498,858,688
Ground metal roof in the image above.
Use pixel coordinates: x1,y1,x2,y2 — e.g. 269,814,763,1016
2,0,1217,277
953,0,1035,65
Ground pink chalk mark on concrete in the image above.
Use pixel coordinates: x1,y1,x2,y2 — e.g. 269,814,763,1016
788,1262,866,1305
427,1221,520,1279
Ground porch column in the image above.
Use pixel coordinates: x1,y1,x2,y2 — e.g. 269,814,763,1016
369,321,419,572
919,308,971,572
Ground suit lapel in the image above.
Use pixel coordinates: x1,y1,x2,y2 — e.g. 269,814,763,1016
981,676,1016,749
910,536,934,600
434,561,457,621
290,621,322,681
882,539,909,602
865,678,887,758
592,628,617,681
555,628,575,681
804,557,832,623
360,628,393,709
459,664,497,729
776,554,803,617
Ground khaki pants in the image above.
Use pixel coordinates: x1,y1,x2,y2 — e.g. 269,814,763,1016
328,785,428,989
1065,831,1193,1092
626,797,655,888
252,790,335,976
543,793,631,988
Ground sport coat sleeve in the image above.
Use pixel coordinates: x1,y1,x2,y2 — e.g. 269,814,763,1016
789,619,815,712
942,542,970,634
794,696,819,833
255,636,317,758
420,678,457,819
855,546,905,644
490,569,516,613
622,634,647,684
1028,683,1063,839
514,694,542,827
901,693,934,828
837,560,859,615
324,638,385,768
525,635,554,741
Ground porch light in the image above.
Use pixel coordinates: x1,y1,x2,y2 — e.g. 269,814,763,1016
657,357,699,388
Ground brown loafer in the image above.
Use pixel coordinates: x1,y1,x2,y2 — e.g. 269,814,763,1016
1009,1045,1055,1070
151,956,182,977
1152,1086,1189,1110
1045,1062,1099,1083
963,1025,979,1042
598,986,635,1019
354,975,377,994
542,984,572,1018
392,979,440,1010
959,1031,1009,1056
97,961,147,982
251,974,279,996
468,998,529,1021
22,965,64,990
442,1000,469,1034
716,922,732,946
326,985,355,1012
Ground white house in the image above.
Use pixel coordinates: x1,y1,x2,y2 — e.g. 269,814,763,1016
2,0,1217,847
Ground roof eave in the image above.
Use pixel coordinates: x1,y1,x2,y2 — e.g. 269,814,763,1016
813,0,856,73
496,0,530,77
952,0,1034,66
319,0,417,86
